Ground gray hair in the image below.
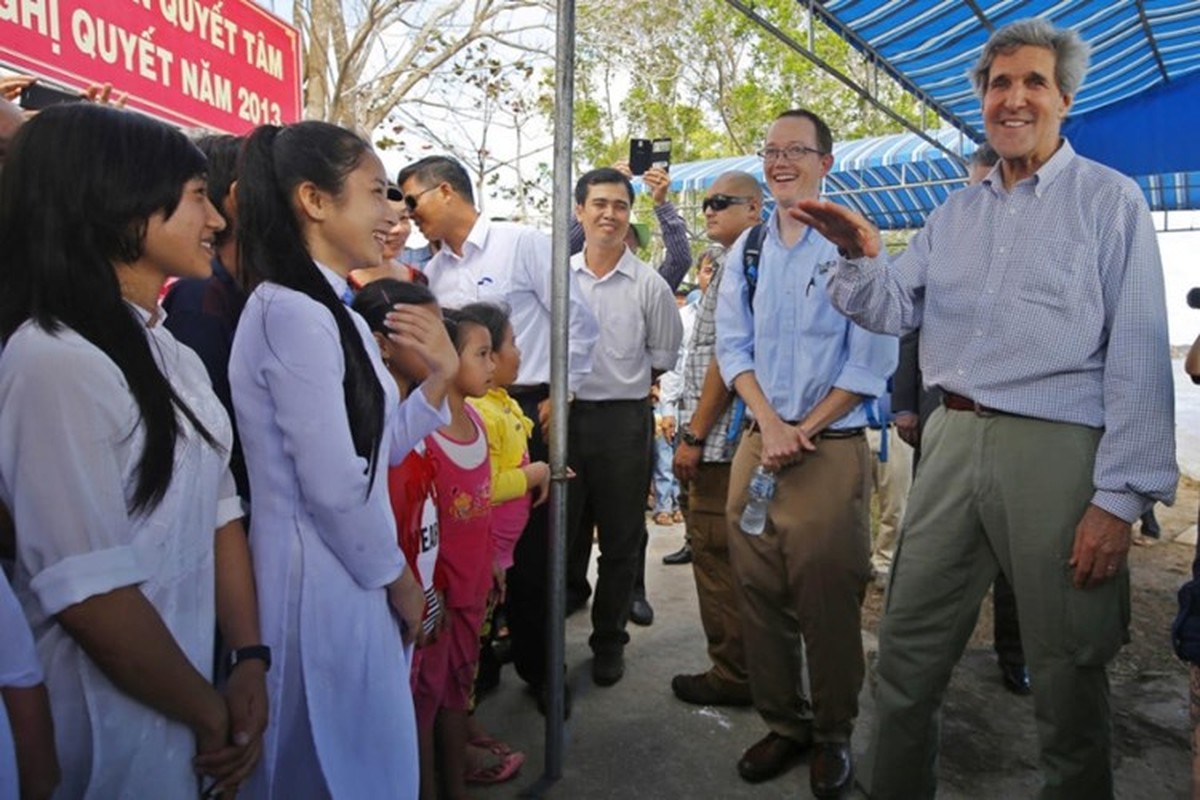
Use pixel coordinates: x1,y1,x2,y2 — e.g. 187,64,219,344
970,19,1090,98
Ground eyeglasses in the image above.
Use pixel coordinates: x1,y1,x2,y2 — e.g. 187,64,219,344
702,194,752,213
403,184,440,213
756,145,826,162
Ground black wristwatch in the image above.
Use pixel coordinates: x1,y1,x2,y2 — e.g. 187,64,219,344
227,645,272,675
679,426,705,447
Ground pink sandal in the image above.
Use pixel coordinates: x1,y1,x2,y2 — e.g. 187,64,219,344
464,749,525,785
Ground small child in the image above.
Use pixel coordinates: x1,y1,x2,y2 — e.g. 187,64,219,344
351,280,445,647
419,308,515,800
461,302,550,589
460,303,548,780
352,279,450,799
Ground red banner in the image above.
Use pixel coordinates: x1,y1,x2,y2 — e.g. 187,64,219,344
0,0,302,134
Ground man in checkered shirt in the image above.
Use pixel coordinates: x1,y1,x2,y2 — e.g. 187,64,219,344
801,18,1178,799
666,171,764,708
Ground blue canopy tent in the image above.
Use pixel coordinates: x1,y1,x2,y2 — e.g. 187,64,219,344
662,128,978,230
655,1,1200,230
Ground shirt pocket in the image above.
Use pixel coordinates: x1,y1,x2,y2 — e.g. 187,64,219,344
1015,237,1089,310
603,309,646,360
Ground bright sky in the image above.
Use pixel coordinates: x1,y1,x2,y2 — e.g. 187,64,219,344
1158,214,1200,346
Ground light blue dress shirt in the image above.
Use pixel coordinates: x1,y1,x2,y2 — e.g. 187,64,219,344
716,212,897,428
825,140,1177,521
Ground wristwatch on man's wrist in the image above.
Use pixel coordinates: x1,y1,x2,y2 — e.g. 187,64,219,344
679,426,705,447
227,645,272,676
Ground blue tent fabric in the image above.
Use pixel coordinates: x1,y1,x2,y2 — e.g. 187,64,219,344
660,129,978,230
651,2,1200,229
810,0,1200,178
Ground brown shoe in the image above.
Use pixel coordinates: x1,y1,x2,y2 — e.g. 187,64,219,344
736,732,809,783
809,742,853,798
671,672,752,707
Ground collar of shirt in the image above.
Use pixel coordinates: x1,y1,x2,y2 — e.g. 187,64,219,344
431,214,490,266
314,261,351,302
126,299,165,329
571,245,637,282
981,137,1076,198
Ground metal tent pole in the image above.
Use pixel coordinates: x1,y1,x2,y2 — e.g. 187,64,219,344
534,0,577,790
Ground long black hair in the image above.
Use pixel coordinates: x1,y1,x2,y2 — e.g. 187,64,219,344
236,122,386,485
0,104,217,513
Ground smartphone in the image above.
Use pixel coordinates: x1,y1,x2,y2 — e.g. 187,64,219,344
629,137,673,176
18,82,83,111
629,138,653,176
650,137,672,172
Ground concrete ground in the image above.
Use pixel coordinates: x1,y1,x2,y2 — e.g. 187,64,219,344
472,519,1192,799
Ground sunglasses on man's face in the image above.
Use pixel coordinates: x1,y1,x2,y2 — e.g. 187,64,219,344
403,184,440,213
702,194,751,213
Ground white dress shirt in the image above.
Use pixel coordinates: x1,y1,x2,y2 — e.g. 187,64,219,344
0,307,241,798
570,247,684,401
421,216,599,391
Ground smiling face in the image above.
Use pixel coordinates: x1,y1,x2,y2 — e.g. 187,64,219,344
140,176,226,280
983,45,1071,183
575,181,632,251
454,322,495,398
761,116,832,208
307,152,395,273
381,197,411,262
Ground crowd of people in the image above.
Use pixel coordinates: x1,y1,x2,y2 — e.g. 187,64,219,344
0,15,1186,800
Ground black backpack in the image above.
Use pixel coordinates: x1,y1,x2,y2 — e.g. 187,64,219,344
1172,537,1200,664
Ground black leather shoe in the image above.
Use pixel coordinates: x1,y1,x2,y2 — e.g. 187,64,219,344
736,732,808,783
810,742,853,798
592,649,625,686
671,672,752,707
999,662,1032,695
629,597,654,626
662,544,693,565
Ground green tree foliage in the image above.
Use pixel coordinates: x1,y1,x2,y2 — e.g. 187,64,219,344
570,0,924,168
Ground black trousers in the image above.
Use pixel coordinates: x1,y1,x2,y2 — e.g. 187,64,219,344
567,399,653,653
506,386,552,687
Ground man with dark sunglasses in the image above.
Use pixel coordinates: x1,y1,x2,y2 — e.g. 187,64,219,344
663,171,761,709
396,155,600,716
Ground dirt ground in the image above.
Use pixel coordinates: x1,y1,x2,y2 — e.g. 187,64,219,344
860,475,1200,797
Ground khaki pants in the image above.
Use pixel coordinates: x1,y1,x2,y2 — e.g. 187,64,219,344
866,425,913,575
726,429,872,743
864,408,1129,800
686,462,747,688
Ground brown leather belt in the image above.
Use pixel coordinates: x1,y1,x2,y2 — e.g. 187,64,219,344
942,392,1007,416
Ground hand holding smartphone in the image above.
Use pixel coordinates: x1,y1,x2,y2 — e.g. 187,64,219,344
629,137,672,176
18,82,84,111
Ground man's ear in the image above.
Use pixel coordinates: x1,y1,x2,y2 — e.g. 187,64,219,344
294,180,330,222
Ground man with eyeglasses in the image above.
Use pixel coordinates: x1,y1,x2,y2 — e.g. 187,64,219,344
661,171,762,709
396,155,600,714
715,109,896,798
798,19,1176,798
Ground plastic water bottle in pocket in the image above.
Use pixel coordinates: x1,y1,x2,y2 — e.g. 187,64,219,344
740,466,776,535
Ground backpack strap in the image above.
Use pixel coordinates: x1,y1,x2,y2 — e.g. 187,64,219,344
742,223,767,310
